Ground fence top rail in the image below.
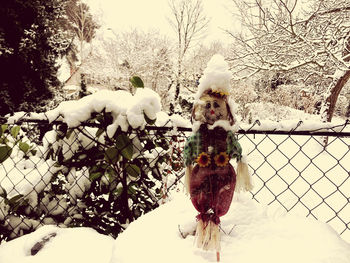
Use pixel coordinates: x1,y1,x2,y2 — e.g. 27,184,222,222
1,117,350,138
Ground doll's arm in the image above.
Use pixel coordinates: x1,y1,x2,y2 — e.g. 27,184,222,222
226,131,242,161
227,131,253,192
183,135,196,194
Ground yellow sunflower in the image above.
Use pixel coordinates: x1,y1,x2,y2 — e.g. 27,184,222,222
214,152,229,167
196,152,211,167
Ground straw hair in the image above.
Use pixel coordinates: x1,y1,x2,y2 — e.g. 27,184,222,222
195,219,221,252
235,160,253,192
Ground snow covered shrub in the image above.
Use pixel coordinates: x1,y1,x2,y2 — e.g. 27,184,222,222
42,112,172,238
0,80,186,241
0,124,52,240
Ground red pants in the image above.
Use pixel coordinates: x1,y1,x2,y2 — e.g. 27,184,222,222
190,164,236,222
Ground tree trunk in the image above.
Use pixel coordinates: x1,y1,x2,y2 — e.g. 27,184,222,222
322,69,350,122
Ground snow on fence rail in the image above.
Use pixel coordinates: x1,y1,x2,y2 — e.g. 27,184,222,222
0,117,350,244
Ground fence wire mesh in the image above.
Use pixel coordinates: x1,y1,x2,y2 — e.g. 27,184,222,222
0,117,349,244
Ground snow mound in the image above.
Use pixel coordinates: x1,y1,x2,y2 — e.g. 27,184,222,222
112,193,350,263
0,225,114,263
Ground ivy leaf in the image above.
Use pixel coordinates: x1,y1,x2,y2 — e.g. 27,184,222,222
19,141,30,153
129,76,144,88
65,129,74,139
10,126,20,138
0,137,8,144
128,184,137,195
115,134,133,160
113,187,123,197
105,147,120,164
134,207,141,218
1,124,8,136
125,164,141,178
0,146,12,163
0,187,7,199
8,194,24,205
96,128,104,138
89,172,103,181
143,112,156,125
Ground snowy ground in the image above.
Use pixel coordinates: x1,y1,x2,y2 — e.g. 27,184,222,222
1,87,350,261
0,225,114,263
1,192,349,263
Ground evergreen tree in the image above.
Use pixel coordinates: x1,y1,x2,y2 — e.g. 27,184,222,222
0,0,71,115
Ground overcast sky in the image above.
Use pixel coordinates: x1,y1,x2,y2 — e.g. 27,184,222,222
85,0,238,44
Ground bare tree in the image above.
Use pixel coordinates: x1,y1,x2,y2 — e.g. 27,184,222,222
168,0,210,104
227,0,350,122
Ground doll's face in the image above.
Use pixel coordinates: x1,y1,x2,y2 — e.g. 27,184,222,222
195,95,229,125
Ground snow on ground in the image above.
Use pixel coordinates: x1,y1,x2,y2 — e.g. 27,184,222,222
1,192,349,263
113,192,350,263
0,225,114,263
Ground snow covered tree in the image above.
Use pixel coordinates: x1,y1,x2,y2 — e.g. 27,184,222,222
68,29,120,89
83,29,174,109
0,0,71,115
227,0,350,122
168,0,210,109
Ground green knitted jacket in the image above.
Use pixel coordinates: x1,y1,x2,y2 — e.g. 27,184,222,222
183,126,242,167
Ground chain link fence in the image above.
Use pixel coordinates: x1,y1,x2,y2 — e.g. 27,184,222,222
0,117,349,244
239,121,350,244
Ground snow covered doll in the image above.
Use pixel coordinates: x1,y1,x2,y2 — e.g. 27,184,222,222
183,54,253,262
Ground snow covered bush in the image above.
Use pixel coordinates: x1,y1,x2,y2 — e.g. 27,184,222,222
41,112,171,238
0,80,188,241
0,123,57,240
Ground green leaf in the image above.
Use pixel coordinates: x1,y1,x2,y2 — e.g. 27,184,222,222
143,112,156,125
134,207,141,218
125,164,141,178
113,187,123,197
10,126,20,138
0,137,8,144
8,194,23,205
105,147,120,164
115,134,133,160
0,146,12,163
128,184,137,195
106,167,117,178
129,76,144,88
19,141,30,153
0,187,7,199
96,128,104,138
65,129,74,139
89,172,103,181
1,124,8,135
89,165,99,174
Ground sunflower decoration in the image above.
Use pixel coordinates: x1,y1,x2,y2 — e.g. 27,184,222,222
214,152,229,167
196,152,211,167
